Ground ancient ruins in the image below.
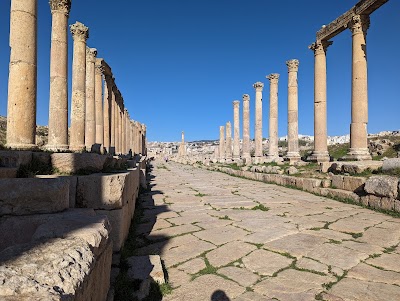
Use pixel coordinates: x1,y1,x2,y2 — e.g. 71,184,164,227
1,0,398,300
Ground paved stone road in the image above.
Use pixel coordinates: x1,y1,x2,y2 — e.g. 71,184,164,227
136,161,400,301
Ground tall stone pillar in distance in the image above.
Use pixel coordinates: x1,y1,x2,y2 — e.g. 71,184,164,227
232,101,240,160
85,47,97,150
121,108,126,155
115,101,120,155
6,0,38,149
266,73,280,161
179,131,186,157
346,15,372,161
46,0,71,150
308,41,332,162
219,126,225,162
69,21,89,151
95,58,104,146
110,86,116,155
103,76,111,152
242,94,251,162
253,82,264,162
285,59,301,163
225,121,232,161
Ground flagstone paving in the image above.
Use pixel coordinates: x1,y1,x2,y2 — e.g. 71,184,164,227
135,161,400,301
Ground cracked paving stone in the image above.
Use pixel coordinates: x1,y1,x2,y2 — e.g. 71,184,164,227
233,291,275,301
217,266,260,287
242,249,293,276
365,252,400,272
193,225,249,246
347,262,400,286
176,257,206,274
206,241,257,267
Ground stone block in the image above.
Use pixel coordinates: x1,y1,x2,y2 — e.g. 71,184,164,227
342,161,383,174
382,158,400,172
343,176,366,193
127,255,165,284
295,177,304,189
381,197,395,211
325,188,360,203
321,179,331,188
36,175,77,208
0,150,32,168
303,178,322,193
364,176,399,198
331,175,344,189
394,200,400,213
76,170,139,210
0,178,69,216
0,167,17,178
51,153,108,174
366,195,382,209
0,209,112,301
32,152,51,167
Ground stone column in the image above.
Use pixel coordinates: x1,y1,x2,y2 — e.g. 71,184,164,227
95,58,104,146
115,101,120,154
118,103,123,154
347,15,372,160
85,47,97,150
285,59,301,163
69,22,89,151
226,121,232,161
308,41,332,162
138,123,143,154
266,74,280,160
253,82,264,161
232,101,240,160
121,109,126,155
103,77,111,152
6,0,37,149
125,111,130,154
219,126,225,162
242,94,251,162
110,87,116,154
46,0,71,150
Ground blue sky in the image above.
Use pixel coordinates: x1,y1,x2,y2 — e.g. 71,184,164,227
0,0,398,142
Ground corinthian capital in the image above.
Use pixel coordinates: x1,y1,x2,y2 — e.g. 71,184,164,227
309,40,333,55
233,100,240,107
286,59,299,72
242,94,250,102
266,73,279,83
253,82,264,91
348,14,370,35
86,47,97,63
70,22,89,42
49,0,71,16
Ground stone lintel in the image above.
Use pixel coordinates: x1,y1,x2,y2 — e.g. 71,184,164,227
316,0,388,41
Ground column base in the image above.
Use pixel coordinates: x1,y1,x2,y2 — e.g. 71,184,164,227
342,148,372,161
69,145,86,153
44,144,69,152
252,156,266,164
307,151,330,163
285,152,301,165
266,155,284,163
5,143,38,150
242,155,252,165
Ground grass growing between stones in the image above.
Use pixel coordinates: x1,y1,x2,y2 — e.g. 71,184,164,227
194,192,207,197
251,204,270,211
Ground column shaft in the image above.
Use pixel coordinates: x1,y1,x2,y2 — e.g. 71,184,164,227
219,126,225,161
70,22,89,151
226,121,232,160
254,82,264,159
233,101,240,159
242,94,251,161
110,89,116,154
47,0,71,150
103,79,110,152
266,74,280,159
85,47,97,150
95,59,104,146
6,0,37,149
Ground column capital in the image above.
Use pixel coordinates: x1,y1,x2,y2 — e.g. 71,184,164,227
86,47,97,63
266,73,280,83
242,94,250,102
253,82,264,91
95,58,105,75
286,59,299,72
348,14,370,35
233,100,240,107
49,0,71,16
70,22,89,42
309,40,333,55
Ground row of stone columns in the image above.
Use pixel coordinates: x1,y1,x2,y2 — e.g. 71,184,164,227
217,60,300,164
309,14,371,162
5,0,147,156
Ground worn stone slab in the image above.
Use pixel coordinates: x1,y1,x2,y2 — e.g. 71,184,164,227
126,255,165,284
358,225,400,248
193,225,249,246
243,227,298,244
233,292,275,301
218,266,259,287
165,274,245,301
340,240,384,255
147,224,201,241
167,268,191,289
366,253,400,272
328,278,400,301
296,257,329,274
305,243,369,270
364,175,399,198
328,216,378,233
176,257,206,274
206,241,256,267
51,153,108,174
303,229,353,241
36,175,78,208
348,263,400,286
0,178,69,216
253,269,331,300
242,249,293,276
263,233,327,258
0,150,32,168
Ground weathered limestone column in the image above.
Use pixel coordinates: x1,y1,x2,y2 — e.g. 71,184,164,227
225,121,232,161
6,0,38,149
138,123,143,154
242,94,251,162
118,102,123,154
266,74,280,160
308,41,332,162
121,109,126,155
346,15,372,160
180,131,186,157
85,47,97,150
103,77,111,152
125,111,130,154
115,101,120,154
133,121,139,154
285,59,301,163
110,86,116,154
46,0,71,150
95,58,104,146
69,22,89,151
219,126,225,162
142,125,147,155
232,101,240,160
253,82,264,161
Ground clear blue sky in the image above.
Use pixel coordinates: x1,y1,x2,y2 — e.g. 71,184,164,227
0,0,398,142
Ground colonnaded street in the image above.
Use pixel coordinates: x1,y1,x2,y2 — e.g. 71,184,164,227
134,161,400,301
